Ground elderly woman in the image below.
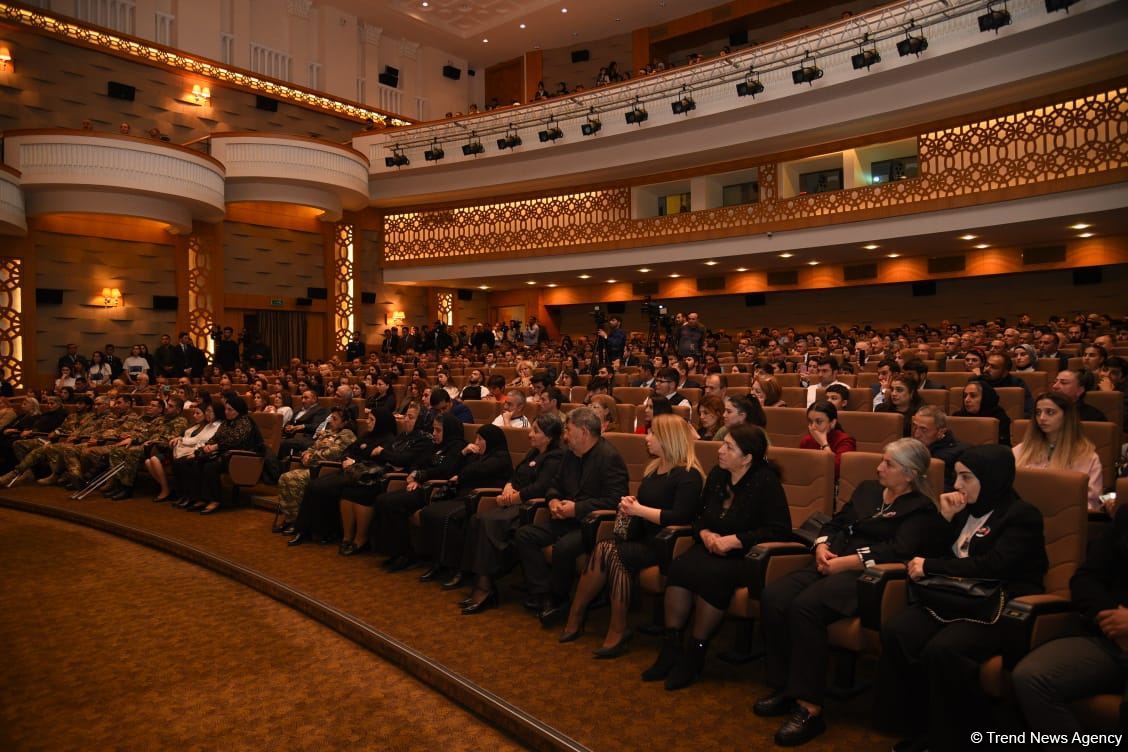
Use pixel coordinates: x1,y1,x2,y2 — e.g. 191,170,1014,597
755,438,949,747
954,380,1012,446
876,445,1047,752
184,394,263,515
161,404,222,504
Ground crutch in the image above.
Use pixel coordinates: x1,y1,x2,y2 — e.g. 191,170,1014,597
71,461,126,500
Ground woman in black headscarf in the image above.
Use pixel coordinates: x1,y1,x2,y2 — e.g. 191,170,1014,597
189,393,264,515
416,424,513,588
287,407,399,547
359,412,467,567
954,379,1012,445
875,445,1048,752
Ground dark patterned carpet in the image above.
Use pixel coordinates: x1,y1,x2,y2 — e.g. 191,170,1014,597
0,507,526,752
0,486,895,751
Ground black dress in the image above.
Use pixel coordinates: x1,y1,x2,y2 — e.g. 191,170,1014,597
665,463,793,609
290,431,395,539
190,415,262,504
461,446,565,577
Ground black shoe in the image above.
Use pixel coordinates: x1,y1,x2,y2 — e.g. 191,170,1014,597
538,600,569,628
774,707,826,747
664,638,708,691
271,520,288,533
109,486,133,501
100,484,119,497
339,542,356,556
440,572,467,591
198,502,221,515
753,692,796,718
384,554,414,571
173,498,192,509
593,631,633,659
642,628,684,682
457,596,475,608
281,524,296,536
522,594,543,612
461,591,498,615
65,480,85,492
341,541,370,557
419,565,444,583
287,532,306,547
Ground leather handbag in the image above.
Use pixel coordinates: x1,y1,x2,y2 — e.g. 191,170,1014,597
910,575,1006,624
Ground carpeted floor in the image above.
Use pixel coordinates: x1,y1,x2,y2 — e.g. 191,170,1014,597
0,486,896,751
0,507,524,752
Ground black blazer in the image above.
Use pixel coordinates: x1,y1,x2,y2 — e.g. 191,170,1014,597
1071,504,1128,628
289,405,329,437
924,497,1047,599
512,446,565,502
545,437,629,519
694,464,792,553
817,480,949,565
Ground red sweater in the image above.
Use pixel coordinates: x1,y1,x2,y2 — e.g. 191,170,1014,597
798,428,856,478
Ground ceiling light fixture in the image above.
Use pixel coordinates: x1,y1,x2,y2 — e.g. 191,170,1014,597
851,35,881,70
978,4,1012,32
578,274,591,279
975,243,990,249
546,283,557,287
671,86,696,115
887,253,901,258
736,66,764,97
581,109,602,136
779,252,794,259
1070,223,1091,230
478,285,489,290
423,139,444,162
638,267,651,273
736,267,749,272
519,23,526,29
959,234,978,240
863,243,879,250
462,133,484,156
607,279,617,284
1078,232,1095,238
538,117,563,142
808,260,820,266
625,98,648,125
669,273,681,278
704,260,718,266
384,146,409,168
496,126,522,151
792,53,823,85
897,26,928,57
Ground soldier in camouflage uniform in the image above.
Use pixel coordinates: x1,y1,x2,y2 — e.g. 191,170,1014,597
38,397,112,487
274,408,356,530
59,396,140,491
100,400,168,499
104,398,189,500
1,396,95,485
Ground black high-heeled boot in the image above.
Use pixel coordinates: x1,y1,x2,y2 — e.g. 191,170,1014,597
641,628,684,682
664,637,708,691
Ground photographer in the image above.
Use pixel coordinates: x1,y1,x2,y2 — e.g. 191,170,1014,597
676,312,705,359
598,315,626,366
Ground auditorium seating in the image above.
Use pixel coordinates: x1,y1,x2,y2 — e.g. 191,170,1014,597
1012,419,1119,491
944,415,1000,446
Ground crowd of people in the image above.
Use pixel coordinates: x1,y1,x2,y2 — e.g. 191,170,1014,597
2,308,1126,749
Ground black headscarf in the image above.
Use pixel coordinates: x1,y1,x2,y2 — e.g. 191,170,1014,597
436,412,465,450
956,444,1018,515
475,423,509,456
971,380,1000,416
369,408,398,443
225,393,249,417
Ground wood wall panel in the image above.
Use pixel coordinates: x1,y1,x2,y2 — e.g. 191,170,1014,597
485,56,524,108
222,221,324,298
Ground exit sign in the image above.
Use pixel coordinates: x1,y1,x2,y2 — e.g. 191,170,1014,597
270,298,284,307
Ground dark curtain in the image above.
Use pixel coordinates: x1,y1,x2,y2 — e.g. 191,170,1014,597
258,310,307,368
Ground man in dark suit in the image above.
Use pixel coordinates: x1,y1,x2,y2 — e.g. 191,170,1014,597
172,332,207,380
57,343,87,375
215,327,241,372
630,362,656,388
1052,369,1108,422
103,344,124,381
153,334,177,380
277,390,329,459
514,406,629,625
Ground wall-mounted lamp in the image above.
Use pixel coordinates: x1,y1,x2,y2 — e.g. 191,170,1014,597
392,310,406,323
101,287,122,308
191,84,211,105
0,47,12,72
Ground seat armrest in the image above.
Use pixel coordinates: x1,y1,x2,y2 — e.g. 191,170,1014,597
654,525,696,572
858,564,908,631
519,498,547,526
466,488,505,516
1000,595,1080,668
581,510,618,552
744,541,813,596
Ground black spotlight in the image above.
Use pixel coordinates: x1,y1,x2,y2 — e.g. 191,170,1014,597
423,141,445,161
384,148,409,168
581,117,602,136
538,120,563,142
462,139,484,156
1045,0,1079,12
736,74,764,97
792,60,823,85
671,88,696,115
496,130,522,150
897,34,928,56
625,100,648,125
851,48,881,70
978,5,1012,32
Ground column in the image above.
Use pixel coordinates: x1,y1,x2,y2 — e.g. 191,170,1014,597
175,221,223,357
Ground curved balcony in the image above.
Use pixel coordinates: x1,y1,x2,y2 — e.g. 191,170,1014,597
1,130,226,233
206,133,370,222
0,166,26,236
358,0,1125,208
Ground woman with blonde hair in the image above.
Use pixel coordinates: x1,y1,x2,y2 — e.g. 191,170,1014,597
560,414,704,656
1013,392,1102,510
509,360,535,388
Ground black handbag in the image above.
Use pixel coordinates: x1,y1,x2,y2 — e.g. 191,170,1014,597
612,508,644,541
910,575,1006,624
349,462,387,487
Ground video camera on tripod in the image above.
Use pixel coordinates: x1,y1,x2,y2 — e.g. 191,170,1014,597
590,305,607,329
641,296,674,352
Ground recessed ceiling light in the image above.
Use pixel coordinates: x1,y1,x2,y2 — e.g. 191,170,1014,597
478,285,489,290
975,243,990,249
960,234,978,241
1070,223,1090,230
736,267,748,272
482,38,488,43
519,23,526,29
863,243,879,250
779,253,794,259
546,283,558,288
421,1,428,6
704,260,718,266
886,253,901,258
638,267,651,273
607,279,617,283
1078,232,1095,238
808,260,820,266
669,273,681,278
526,280,536,285
561,7,568,12
578,274,591,279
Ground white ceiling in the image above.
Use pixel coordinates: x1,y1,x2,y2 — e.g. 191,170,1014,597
331,0,731,66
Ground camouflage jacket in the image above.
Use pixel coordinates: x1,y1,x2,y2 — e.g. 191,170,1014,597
301,428,357,468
